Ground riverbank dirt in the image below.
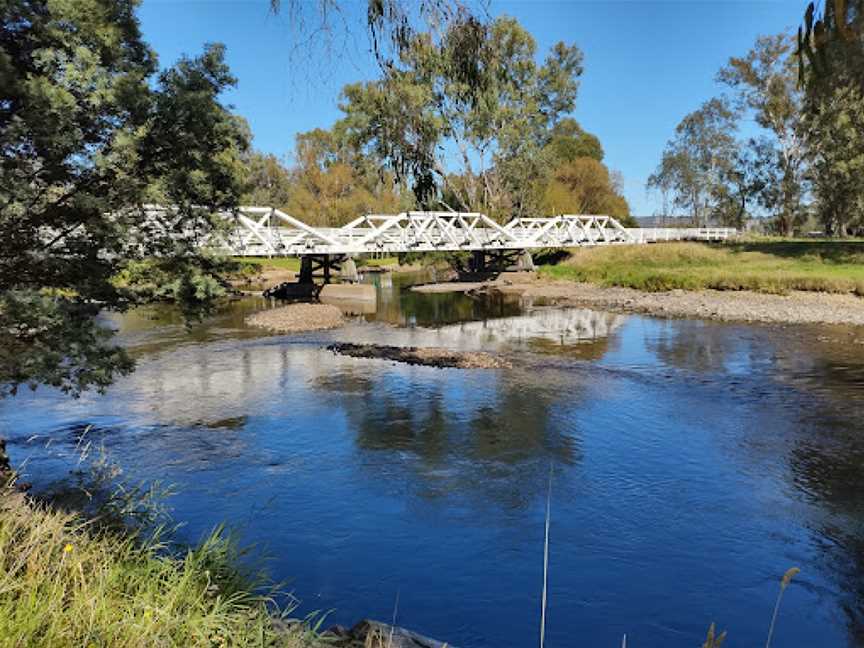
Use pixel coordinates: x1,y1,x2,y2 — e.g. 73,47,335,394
246,303,344,333
328,343,512,369
413,274,864,326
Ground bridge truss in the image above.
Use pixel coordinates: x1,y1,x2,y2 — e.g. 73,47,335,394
209,207,735,258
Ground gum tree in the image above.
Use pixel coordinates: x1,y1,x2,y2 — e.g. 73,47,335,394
717,34,808,236
337,15,583,218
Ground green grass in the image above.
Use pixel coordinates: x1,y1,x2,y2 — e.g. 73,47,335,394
0,488,321,648
230,256,399,272
539,241,864,295
232,256,302,271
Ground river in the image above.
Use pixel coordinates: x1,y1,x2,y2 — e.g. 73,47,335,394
4,272,864,647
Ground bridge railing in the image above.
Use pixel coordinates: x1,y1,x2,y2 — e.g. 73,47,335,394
624,227,737,243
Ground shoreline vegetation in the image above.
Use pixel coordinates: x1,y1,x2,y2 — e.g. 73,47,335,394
0,484,455,648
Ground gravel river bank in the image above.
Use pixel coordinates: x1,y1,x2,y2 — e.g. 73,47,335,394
413,274,864,327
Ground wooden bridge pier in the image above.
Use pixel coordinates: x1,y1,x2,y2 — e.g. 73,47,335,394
298,254,359,285
469,249,536,273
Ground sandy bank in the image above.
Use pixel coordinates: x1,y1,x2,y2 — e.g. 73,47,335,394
415,275,864,326
245,303,344,333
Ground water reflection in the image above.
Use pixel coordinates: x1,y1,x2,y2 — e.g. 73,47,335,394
4,277,864,647
316,367,583,509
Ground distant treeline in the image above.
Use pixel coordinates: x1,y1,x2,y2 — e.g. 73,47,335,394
648,0,864,237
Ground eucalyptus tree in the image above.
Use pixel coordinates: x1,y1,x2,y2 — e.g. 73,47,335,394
717,34,807,236
0,0,249,411
796,0,863,91
794,1,864,235
647,98,740,227
337,15,583,218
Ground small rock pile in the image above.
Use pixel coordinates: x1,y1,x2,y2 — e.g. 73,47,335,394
328,342,511,369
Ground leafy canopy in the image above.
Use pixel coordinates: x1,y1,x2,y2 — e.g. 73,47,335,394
0,0,249,397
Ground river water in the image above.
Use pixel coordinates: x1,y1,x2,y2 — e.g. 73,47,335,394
4,272,864,647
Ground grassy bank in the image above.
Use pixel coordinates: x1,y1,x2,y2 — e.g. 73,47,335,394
0,489,319,647
539,241,864,295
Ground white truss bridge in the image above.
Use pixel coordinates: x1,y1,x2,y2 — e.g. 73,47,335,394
195,206,736,257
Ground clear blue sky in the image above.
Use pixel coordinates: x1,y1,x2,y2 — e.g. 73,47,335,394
138,0,806,215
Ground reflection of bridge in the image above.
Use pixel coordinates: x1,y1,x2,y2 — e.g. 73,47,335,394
428,308,626,347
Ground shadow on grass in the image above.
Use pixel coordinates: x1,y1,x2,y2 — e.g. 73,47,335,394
728,240,864,263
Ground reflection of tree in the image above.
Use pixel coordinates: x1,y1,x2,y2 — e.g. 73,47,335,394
786,411,864,645
317,368,583,509
368,272,523,327
647,320,737,373
772,328,864,406
774,329,864,645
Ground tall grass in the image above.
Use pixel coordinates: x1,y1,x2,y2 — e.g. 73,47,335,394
0,488,320,647
539,242,864,295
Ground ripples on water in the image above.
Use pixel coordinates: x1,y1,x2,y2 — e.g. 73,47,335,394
4,272,864,647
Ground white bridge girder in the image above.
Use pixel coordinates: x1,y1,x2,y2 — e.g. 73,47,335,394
144,206,737,257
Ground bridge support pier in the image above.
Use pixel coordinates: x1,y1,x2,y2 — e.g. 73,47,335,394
469,249,535,274
517,250,535,271
297,254,359,285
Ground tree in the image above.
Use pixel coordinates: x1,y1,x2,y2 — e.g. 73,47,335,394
242,152,294,209
0,0,249,405
647,98,740,226
796,1,864,235
804,84,864,236
796,0,863,92
337,15,583,218
541,158,633,225
542,118,604,165
717,34,808,236
270,0,486,75
285,127,406,225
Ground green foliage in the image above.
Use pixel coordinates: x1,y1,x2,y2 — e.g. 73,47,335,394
337,14,584,217
795,1,864,237
797,0,864,92
542,157,632,223
287,127,406,226
0,0,250,396
0,489,319,647
648,98,741,227
242,152,294,209
717,34,807,235
805,82,864,236
540,241,864,295
0,293,134,397
542,118,605,164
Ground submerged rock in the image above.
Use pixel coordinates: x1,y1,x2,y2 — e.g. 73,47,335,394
328,342,511,369
324,619,457,648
